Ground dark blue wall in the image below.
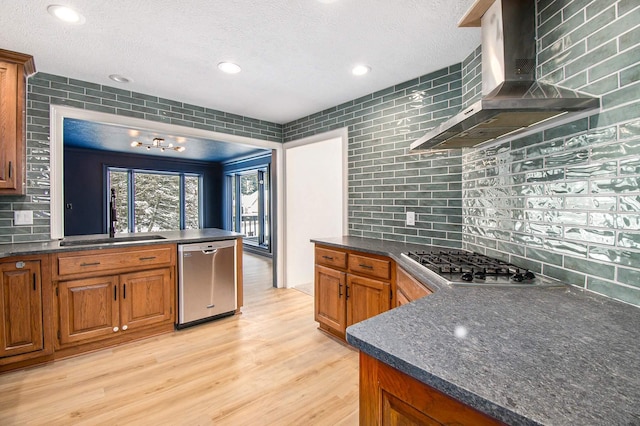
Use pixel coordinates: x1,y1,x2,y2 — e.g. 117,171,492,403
64,147,224,235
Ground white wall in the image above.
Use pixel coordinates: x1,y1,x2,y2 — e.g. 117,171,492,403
285,135,345,288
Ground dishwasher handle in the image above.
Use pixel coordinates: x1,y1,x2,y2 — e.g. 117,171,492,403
202,248,218,255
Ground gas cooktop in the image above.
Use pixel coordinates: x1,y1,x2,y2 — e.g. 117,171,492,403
402,249,564,287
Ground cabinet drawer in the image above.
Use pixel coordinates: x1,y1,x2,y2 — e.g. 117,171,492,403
57,246,173,276
315,247,347,269
348,253,391,280
397,267,432,305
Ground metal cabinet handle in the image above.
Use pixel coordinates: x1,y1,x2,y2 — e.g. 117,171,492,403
113,326,119,332
122,325,128,331
358,264,373,269
339,283,343,297
80,262,101,267
33,273,36,291
8,161,12,179
139,256,156,261
322,255,334,260
123,283,126,299
114,285,117,301
346,285,350,300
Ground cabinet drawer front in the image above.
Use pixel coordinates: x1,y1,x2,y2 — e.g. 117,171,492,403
397,267,432,304
348,254,391,280
57,246,173,276
315,247,347,269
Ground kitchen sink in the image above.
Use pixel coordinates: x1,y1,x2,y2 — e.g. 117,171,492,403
59,235,167,246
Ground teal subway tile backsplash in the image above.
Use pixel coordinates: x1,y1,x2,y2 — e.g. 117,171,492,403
617,267,640,289
587,277,640,306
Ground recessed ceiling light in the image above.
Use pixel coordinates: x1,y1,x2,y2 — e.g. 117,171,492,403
218,62,242,74
109,74,132,83
47,5,85,24
352,65,371,76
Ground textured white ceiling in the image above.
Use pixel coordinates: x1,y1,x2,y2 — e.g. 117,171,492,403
2,0,480,124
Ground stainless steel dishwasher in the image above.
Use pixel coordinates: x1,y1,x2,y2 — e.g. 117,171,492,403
177,239,237,328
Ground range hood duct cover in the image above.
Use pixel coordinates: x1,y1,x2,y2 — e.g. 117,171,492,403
410,0,599,151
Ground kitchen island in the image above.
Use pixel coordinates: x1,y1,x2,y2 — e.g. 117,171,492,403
313,237,640,425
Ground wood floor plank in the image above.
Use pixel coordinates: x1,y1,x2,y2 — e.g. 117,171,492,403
0,253,359,425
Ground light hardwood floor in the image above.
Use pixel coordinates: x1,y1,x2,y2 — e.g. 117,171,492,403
0,253,359,425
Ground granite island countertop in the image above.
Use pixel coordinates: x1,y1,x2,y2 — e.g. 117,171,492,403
312,236,640,425
0,228,243,259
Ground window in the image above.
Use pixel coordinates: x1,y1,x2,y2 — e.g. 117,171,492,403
108,168,201,233
227,166,270,251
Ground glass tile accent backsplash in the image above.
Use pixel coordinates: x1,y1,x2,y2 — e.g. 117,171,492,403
459,0,640,307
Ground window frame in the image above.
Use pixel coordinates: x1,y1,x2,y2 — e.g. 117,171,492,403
225,165,270,250
106,166,203,234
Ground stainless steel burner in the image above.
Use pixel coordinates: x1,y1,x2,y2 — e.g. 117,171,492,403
402,249,564,287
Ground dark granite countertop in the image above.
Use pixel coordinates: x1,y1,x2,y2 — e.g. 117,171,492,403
312,236,640,426
0,228,243,259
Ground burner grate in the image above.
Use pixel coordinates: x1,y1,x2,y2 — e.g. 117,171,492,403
406,250,525,276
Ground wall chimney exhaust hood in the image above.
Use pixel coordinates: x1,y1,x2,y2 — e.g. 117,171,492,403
410,0,600,151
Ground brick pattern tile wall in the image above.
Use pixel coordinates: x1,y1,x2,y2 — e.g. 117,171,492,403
462,1,640,306
284,66,466,247
0,73,282,243
462,45,483,109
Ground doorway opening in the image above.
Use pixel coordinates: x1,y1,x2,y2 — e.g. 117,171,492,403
225,155,272,256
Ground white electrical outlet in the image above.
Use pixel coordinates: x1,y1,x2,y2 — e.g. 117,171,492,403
406,211,415,226
14,210,33,226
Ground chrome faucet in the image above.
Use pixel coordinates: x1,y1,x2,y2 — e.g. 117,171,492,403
109,188,117,238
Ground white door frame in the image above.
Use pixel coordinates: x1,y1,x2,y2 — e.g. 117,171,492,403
282,127,348,288
49,104,286,286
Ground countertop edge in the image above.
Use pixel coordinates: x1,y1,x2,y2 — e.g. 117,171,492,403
0,229,244,259
345,331,538,425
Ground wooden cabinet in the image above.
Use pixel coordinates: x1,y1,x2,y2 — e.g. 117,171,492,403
0,255,53,371
58,275,119,345
315,265,346,334
53,244,176,354
347,274,391,327
0,49,35,195
360,352,504,425
314,245,393,340
120,268,172,331
0,260,43,357
396,266,432,307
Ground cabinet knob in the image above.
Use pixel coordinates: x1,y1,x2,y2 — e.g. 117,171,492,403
122,325,128,330
113,326,119,332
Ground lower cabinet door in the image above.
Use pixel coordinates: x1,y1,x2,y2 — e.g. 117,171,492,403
346,275,390,327
119,268,172,331
360,353,504,426
315,265,347,335
58,276,120,346
0,261,43,357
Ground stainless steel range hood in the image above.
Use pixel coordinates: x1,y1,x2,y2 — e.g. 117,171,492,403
410,0,600,151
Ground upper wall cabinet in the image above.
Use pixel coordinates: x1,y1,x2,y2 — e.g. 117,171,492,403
0,49,35,195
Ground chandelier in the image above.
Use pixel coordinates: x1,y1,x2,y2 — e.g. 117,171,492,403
130,137,185,152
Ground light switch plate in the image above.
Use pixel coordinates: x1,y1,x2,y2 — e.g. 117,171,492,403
406,211,415,226
14,210,33,225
